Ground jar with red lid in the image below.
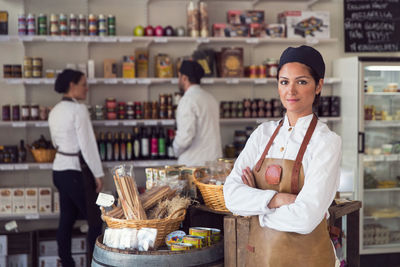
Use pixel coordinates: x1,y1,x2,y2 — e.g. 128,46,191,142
105,97,117,110
106,111,117,120
266,59,278,78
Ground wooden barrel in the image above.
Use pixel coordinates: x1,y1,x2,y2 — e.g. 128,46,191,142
92,235,224,267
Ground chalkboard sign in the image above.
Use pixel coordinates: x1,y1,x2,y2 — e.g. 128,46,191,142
344,0,400,52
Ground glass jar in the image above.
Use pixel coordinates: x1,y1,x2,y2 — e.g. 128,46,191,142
12,105,20,121
105,97,116,110
2,105,10,121
3,65,12,78
30,104,39,120
266,59,278,78
39,106,48,120
21,105,30,120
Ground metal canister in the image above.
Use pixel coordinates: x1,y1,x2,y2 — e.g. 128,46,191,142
170,243,192,251
11,65,22,78
3,65,12,78
50,14,59,35
78,14,86,35
107,15,116,36
18,14,26,35
24,57,32,78
27,14,36,35
183,235,204,248
258,64,266,78
88,14,97,36
38,14,47,35
209,228,221,243
98,14,106,36
59,13,68,35
249,65,257,79
69,14,78,36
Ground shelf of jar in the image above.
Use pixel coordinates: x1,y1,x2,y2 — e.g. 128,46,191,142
0,77,342,85
0,213,59,221
365,121,400,128
365,92,400,96
364,154,400,163
0,35,338,45
0,160,178,171
0,117,341,128
364,187,400,193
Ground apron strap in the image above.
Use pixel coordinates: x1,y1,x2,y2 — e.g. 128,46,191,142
254,119,284,172
290,114,318,194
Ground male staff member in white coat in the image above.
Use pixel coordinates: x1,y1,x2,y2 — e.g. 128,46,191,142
173,60,222,166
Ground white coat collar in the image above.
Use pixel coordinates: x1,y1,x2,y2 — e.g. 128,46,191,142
283,113,314,129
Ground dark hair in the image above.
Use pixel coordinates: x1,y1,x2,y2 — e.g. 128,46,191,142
277,64,322,109
54,69,84,94
187,75,201,85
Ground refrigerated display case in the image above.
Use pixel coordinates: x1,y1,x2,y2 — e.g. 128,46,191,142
334,57,400,254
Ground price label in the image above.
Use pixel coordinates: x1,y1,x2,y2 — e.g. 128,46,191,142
83,36,92,42
122,79,136,84
226,78,239,84
35,122,48,127
14,164,29,170
137,79,151,85
363,155,374,162
305,37,319,45
122,121,137,126
246,38,259,44
104,79,118,84
373,155,385,162
52,36,63,42
386,154,398,162
5,220,18,231
197,38,210,44
161,120,174,126
72,36,83,42
88,78,97,84
25,214,40,220
0,165,14,171
90,36,100,42
7,79,23,84
63,36,74,42
119,36,133,42
202,78,214,84
26,79,41,84
170,78,178,84
20,36,33,42
254,79,268,84
12,122,26,128
44,78,55,84
0,36,10,42
96,193,115,207
144,120,158,126
104,121,119,126
39,163,52,169
154,37,168,43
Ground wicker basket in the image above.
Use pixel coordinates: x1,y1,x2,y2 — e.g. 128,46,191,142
101,208,186,248
193,176,229,213
30,148,56,163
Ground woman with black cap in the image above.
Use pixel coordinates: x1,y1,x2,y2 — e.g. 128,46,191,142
48,69,103,267
224,46,341,267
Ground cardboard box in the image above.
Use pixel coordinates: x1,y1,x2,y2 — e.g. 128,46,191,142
278,11,330,39
0,256,6,267
265,24,286,38
224,25,249,37
212,23,227,37
38,256,60,267
122,62,135,78
7,254,28,267
135,50,149,78
103,59,117,78
240,10,265,25
53,192,60,213
12,188,25,214
24,188,38,214
39,240,58,256
227,10,242,25
38,188,52,214
0,236,7,256
0,188,12,214
71,237,87,254
72,254,87,267
218,47,244,78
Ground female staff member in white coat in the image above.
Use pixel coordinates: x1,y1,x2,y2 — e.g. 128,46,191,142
223,46,341,267
49,69,103,267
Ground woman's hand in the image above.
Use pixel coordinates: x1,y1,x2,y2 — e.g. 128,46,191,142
267,193,297,209
241,167,256,188
95,178,103,193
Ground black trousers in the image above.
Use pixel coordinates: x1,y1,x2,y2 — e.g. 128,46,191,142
53,169,102,267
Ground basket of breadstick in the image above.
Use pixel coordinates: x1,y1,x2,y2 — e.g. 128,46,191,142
101,164,191,248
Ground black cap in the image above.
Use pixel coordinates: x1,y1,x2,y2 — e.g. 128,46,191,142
179,60,205,84
278,45,325,79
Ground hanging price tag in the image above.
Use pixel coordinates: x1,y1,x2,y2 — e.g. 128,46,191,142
104,121,119,126
246,38,259,44
25,214,40,220
122,121,137,126
12,122,26,128
104,79,118,84
254,79,268,84
154,37,168,43
226,78,239,84
122,79,136,84
119,36,133,42
35,122,48,127
197,38,210,44
14,164,29,170
0,165,14,171
144,120,158,126
137,79,151,85
96,193,115,207
201,78,214,84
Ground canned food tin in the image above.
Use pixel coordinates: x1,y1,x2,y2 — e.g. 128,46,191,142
38,14,47,24
50,14,58,22
183,235,204,248
45,69,55,78
24,70,32,78
107,15,115,25
249,65,257,78
189,227,211,237
32,69,42,78
170,243,192,251
3,65,12,78
210,228,221,243
32,58,42,67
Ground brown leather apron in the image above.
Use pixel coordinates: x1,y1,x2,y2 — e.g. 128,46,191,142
245,114,335,267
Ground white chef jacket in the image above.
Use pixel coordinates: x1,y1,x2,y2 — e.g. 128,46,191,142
48,98,104,178
223,113,342,234
173,84,222,166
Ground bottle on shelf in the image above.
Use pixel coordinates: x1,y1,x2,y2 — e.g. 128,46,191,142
120,132,126,161
150,127,158,159
18,140,27,163
106,132,113,161
140,127,149,159
158,127,166,159
126,132,133,161
113,132,120,161
167,128,175,159
98,132,106,161
133,127,141,160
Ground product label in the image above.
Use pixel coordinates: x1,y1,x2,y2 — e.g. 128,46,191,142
141,139,149,157
133,140,140,158
168,146,175,158
158,138,166,156
151,138,158,156
126,142,132,160
106,143,113,161
96,193,115,207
